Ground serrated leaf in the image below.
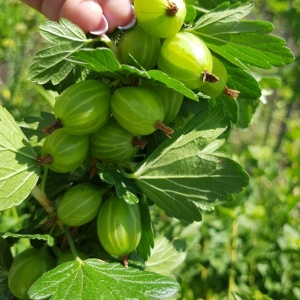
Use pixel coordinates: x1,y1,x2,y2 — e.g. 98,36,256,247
39,19,87,44
97,162,139,204
29,43,80,84
137,197,154,261
145,236,186,277
72,48,149,80
72,48,122,77
132,106,249,222
2,232,55,247
225,64,261,100
28,19,89,85
197,0,249,11
0,106,39,211
72,49,199,101
194,2,253,27
28,259,179,300
147,70,199,101
189,3,294,69
236,97,260,128
216,62,261,124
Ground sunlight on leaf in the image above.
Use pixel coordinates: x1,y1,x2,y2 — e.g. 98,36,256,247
145,236,186,277
189,3,294,69
0,107,39,211
133,106,249,222
2,232,54,247
28,259,179,300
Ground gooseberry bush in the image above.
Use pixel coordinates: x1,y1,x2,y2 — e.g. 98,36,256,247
0,1,294,299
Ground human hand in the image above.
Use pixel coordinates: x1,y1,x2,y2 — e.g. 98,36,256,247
21,0,135,35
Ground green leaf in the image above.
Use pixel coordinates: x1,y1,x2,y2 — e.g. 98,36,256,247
132,106,249,222
147,70,199,101
72,49,199,101
236,97,260,128
194,2,254,27
145,236,186,277
39,19,87,44
20,111,56,144
2,232,55,247
189,3,294,69
28,19,89,85
97,162,140,204
217,95,238,123
259,76,282,89
225,63,261,100
137,197,154,261
185,5,197,23
0,237,13,282
0,106,39,211
28,259,179,300
72,48,124,78
72,48,150,82
215,61,261,124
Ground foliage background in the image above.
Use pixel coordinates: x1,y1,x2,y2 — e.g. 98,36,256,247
0,0,299,299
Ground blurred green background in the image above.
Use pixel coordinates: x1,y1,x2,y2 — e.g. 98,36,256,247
0,0,299,299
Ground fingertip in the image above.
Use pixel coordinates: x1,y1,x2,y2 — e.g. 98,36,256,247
98,0,133,32
59,0,105,33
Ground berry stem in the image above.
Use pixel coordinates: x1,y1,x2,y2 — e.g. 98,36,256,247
203,70,219,83
224,86,240,100
132,137,147,149
43,119,62,134
64,228,79,260
40,165,49,192
167,1,179,16
99,34,119,60
30,185,54,214
122,254,129,268
155,121,174,138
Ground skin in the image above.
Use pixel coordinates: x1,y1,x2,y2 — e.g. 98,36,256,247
20,0,133,33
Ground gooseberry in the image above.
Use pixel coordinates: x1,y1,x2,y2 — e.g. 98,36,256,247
141,81,184,124
45,80,111,136
111,86,174,137
200,56,228,98
134,0,187,38
90,118,146,164
200,56,240,99
8,248,55,300
56,183,104,227
38,128,89,173
97,196,141,257
117,25,161,70
157,31,214,90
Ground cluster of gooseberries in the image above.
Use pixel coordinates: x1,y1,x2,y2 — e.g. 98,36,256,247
8,0,240,299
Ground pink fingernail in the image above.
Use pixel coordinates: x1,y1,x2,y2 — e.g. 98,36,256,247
118,5,137,30
90,15,109,36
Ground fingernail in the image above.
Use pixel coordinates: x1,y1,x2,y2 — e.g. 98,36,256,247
90,15,109,36
118,5,137,30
